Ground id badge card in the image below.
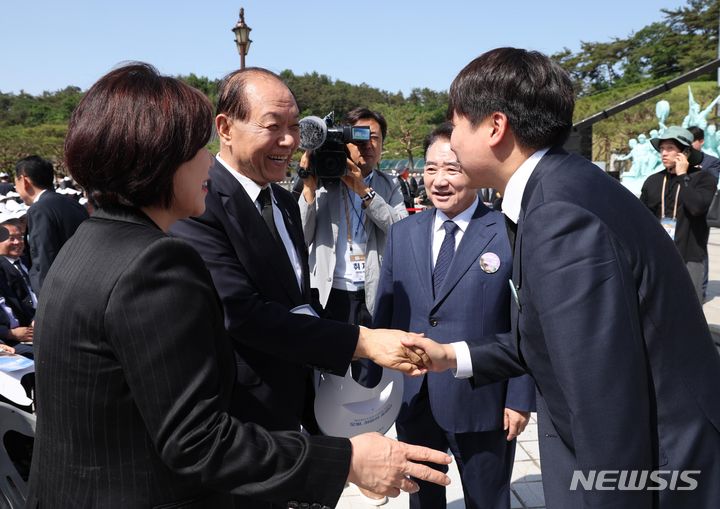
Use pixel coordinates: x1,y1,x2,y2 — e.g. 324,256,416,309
660,217,677,240
350,253,366,284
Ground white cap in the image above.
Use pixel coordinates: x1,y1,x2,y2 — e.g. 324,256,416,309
313,367,403,438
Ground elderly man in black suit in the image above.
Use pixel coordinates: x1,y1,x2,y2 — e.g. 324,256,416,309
405,47,720,509
14,155,89,291
171,68,441,508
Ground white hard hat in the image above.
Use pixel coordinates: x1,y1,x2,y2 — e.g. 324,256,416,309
313,367,403,438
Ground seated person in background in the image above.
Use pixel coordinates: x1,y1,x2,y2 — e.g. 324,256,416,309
0,225,32,350
0,218,36,322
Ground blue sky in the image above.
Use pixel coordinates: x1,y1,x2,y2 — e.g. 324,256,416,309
1,0,688,96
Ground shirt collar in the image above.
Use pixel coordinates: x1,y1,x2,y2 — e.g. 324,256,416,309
433,195,479,233
502,148,550,224
33,189,47,203
216,154,273,204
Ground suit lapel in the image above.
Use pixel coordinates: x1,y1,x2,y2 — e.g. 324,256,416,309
408,210,434,305
211,162,304,305
514,146,566,290
432,203,495,308
273,185,312,303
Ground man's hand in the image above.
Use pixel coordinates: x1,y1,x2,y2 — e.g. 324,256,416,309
347,433,451,497
300,151,318,204
354,328,429,375
341,158,370,196
400,335,457,373
9,326,33,343
675,152,690,176
504,408,530,441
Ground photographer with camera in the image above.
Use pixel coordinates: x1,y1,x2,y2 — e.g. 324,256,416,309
299,107,407,506
640,126,717,303
299,108,407,329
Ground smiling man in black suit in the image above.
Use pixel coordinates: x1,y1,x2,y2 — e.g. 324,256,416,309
171,68,444,508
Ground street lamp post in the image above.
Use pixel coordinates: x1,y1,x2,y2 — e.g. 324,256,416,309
232,8,252,69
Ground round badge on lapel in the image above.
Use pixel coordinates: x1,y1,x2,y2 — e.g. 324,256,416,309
479,252,501,273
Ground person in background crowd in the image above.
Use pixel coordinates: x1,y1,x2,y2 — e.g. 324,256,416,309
640,126,717,303
299,108,407,326
14,155,89,291
688,126,720,180
687,125,720,301
0,218,36,320
374,122,535,509
28,62,450,509
0,172,15,195
398,166,418,213
0,224,31,351
298,108,408,505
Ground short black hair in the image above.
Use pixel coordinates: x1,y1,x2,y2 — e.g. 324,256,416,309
344,108,387,141
0,218,23,230
217,67,296,120
687,126,704,142
65,62,213,209
15,156,54,190
448,47,574,149
423,122,454,157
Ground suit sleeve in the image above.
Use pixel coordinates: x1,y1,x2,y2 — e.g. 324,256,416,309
27,206,61,291
298,193,317,247
105,238,351,506
372,222,396,329
521,201,654,508
505,375,536,413
364,177,408,234
172,214,358,375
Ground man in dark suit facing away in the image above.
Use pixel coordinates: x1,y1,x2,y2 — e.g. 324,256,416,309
404,47,720,509
171,68,437,508
14,155,89,291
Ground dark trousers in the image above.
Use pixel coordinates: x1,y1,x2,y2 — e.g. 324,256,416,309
396,378,515,509
324,287,380,387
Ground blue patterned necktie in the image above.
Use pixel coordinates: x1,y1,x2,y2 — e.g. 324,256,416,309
433,220,459,297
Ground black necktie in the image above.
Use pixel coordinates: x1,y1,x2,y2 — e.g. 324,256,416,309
257,187,280,244
505,216,517,254
433,220,459,297
13,260,33,292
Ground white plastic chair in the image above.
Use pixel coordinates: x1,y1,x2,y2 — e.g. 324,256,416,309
0,402,35,508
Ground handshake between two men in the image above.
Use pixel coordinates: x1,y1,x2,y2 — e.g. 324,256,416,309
354,327,452,377
346,328,458,497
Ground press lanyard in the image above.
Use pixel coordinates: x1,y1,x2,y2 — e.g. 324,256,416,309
660,175,681,220
342,186,366,253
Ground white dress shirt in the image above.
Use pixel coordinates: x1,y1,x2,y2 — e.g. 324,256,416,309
431,196,478,267
3,256,37,307
216,155,304,291
451,148,549,378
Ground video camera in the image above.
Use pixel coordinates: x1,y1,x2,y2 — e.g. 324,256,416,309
298,112,371,179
